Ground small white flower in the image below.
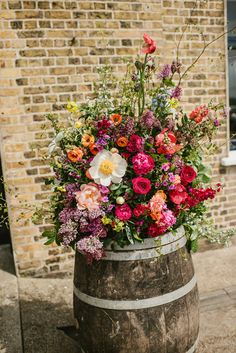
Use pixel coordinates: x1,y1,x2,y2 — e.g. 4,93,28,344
89,150,127,186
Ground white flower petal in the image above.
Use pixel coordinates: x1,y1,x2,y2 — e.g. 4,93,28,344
100,177,112,186
89,166,99,178
111,175,122,184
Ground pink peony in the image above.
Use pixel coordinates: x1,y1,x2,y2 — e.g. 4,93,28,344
127,134,144,153
75,183,102,211
132,177,151,195
132,152,155,175
115,204,132,221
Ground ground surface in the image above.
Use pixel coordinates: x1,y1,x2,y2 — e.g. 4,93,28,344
0,245,236,353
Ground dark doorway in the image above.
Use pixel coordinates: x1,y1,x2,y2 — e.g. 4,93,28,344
0,158,11,245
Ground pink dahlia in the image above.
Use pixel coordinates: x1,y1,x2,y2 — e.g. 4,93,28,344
132,152,155,175
126,134,144,153
115,204,132,221
132,177,151,195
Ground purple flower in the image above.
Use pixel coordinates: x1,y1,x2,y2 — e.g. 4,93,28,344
65,183,80,202
141,110,161,129
162,163,170,171
158,64,171,79
119,117,135,136
168,173,175,182
171,86,182,100
214,119,220,127
58,220,77,246
76,235,104,263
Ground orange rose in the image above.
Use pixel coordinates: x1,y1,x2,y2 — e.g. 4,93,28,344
82,134,95,147
116,136,128,147
67,147,83,163
89,144,99,155
110,114,122,126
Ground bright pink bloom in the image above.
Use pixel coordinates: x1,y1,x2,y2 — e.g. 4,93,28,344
142,33,157,54
132,177,151,195
180,165,197,184
169,184,188,205
132,152,155,175
115,204,132,221
127,134,144,153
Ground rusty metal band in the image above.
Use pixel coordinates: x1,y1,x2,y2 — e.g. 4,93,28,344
74,274,197,310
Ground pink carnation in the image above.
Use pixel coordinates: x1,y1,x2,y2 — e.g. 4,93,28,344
115,204,132,221
127,134,144,153
132,152,155,175
132,177,151,195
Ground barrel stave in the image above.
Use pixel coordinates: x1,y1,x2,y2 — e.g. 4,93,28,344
74,247,194,301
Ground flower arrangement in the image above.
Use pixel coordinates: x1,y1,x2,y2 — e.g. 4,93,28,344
42,33,233,262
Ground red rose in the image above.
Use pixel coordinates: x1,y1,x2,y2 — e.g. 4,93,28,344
132,177,151,195
127,134,144,153
169,184,188,205
133,204,147,217
180,165,197,184
142,33,157,54
115,204,132,221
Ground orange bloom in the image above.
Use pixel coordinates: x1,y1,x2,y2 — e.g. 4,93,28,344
89,144,99,155
82,134,95,147
110,114,122,126
85,169,93,180
67,147,83,163
150,211,161,222
116,136,128,147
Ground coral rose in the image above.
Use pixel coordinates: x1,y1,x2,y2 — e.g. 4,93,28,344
67,147,83,162
169,184,188,204
110,114,122,126
82,134,95,147
115,204,132,221
116,136,128,148
75,183,102,211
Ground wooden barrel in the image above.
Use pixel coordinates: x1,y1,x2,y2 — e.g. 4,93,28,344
73,226,199,353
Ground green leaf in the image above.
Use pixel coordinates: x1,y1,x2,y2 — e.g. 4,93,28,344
42,229,56,238
44,238,55,245
191,239,198,253
125,225,134,244
134,233,143,242
110,184,121,191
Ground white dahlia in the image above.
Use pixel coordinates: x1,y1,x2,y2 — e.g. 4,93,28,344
89,150,127,186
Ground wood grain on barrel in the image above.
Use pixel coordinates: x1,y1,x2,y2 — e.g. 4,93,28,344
73,232,199,353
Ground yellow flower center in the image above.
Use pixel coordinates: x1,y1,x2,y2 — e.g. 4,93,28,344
99,160,114,175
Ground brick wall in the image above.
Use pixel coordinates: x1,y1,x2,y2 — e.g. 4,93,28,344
0,0,235,277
